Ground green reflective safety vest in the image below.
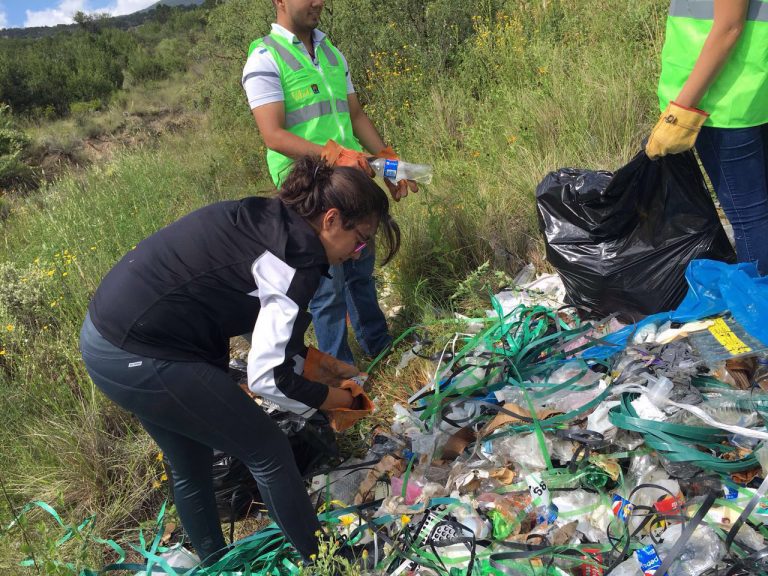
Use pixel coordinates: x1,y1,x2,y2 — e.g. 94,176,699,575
658,0,768,128
248,32,362,185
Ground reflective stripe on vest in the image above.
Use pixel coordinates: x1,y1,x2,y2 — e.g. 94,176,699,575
658,0,768,128
285,99,350,128
249,32,361,185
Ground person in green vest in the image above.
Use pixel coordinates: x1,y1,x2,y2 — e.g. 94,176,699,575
242,0,417,366
646,0,768,275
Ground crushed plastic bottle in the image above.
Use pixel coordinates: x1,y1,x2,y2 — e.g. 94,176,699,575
369,157,433,185
656,524,725,576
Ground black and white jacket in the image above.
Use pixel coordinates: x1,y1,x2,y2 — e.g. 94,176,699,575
89,196,329,416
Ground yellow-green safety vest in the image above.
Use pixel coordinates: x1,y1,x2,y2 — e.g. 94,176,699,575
658,0,768,128
248,32,362,185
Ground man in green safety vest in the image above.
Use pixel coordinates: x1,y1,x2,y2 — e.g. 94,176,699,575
646,0,768,274
242,0,417,365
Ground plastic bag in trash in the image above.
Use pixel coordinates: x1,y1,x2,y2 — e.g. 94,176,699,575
535,149,735,322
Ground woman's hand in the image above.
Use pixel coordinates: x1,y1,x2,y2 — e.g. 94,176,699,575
303,346,360,387
319,379,375,431
319,385,355,410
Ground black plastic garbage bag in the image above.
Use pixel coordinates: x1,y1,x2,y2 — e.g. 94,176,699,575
210,411,338,523
535,149,735,321
164,363,339,525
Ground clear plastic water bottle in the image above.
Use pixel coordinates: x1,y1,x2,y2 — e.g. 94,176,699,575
368,158,433,185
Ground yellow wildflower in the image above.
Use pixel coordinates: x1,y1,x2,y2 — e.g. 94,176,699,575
0,350,5,356
339,514,355,527
401,514,411,525
6,324,13,332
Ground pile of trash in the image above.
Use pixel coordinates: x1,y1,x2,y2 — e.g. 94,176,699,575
294,258,768,576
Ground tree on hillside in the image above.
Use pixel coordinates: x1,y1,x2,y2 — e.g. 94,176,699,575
73,11,112,33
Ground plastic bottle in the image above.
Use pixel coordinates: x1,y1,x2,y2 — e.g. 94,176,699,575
368,158,433,185
656,524,725,576
645,374,674,408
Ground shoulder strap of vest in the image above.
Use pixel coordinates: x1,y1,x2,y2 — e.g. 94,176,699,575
261,33,304,71
317,38,340,67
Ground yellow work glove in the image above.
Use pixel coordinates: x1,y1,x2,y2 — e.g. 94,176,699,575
320,140,375,177
646,101,709,159
324,379,375,432
302,346,359,388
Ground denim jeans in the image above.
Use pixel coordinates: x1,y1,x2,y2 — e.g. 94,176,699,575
696,123,768,275
309,244,391,364
79,314,320,565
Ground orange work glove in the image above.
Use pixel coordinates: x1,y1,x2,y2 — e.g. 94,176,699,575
324,379,375,432
303,346,359,387
321,140,375,177
373,146,419,201
646,101,709,159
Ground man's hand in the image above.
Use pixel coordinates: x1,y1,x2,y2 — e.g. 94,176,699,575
646,102,709,159
374,146,419,201
321,140,375,177
303,346,359,387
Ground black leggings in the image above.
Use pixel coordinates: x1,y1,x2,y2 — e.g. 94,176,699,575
79,314,320,564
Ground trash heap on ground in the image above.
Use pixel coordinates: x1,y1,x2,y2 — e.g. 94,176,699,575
286,258,766,576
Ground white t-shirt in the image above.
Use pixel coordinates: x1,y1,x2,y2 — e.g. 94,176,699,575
242,23,355,110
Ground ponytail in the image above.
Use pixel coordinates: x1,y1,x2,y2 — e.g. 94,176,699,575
278,156,401,264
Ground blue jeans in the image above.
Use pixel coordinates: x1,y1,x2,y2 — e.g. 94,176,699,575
696,124,768,275
79,314,320,565
309,245,391,364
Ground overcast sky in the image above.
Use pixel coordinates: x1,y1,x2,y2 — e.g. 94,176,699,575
1,0,157,29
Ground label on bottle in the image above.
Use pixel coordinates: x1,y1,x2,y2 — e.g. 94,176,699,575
723,485,739,500
383,159,399,179
653,495,680,514
579,548,604,576
635,545,667,576
536,502,558,524
611,494,634,522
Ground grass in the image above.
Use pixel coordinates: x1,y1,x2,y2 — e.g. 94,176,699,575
0,113,266,572
0,0,669,573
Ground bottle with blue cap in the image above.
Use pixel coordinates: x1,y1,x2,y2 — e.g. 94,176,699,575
369,157,433,185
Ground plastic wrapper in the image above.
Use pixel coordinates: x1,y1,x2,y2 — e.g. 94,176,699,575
535,149,735,321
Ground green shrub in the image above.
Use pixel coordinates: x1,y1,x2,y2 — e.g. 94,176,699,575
0,103,34,190
69,99,102,118
0,261,56,331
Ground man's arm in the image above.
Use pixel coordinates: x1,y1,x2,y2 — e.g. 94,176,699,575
347,93,386,154
675,0,747,108
251,102,324,158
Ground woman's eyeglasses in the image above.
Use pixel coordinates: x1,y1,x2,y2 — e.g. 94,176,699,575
353,227,369,254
